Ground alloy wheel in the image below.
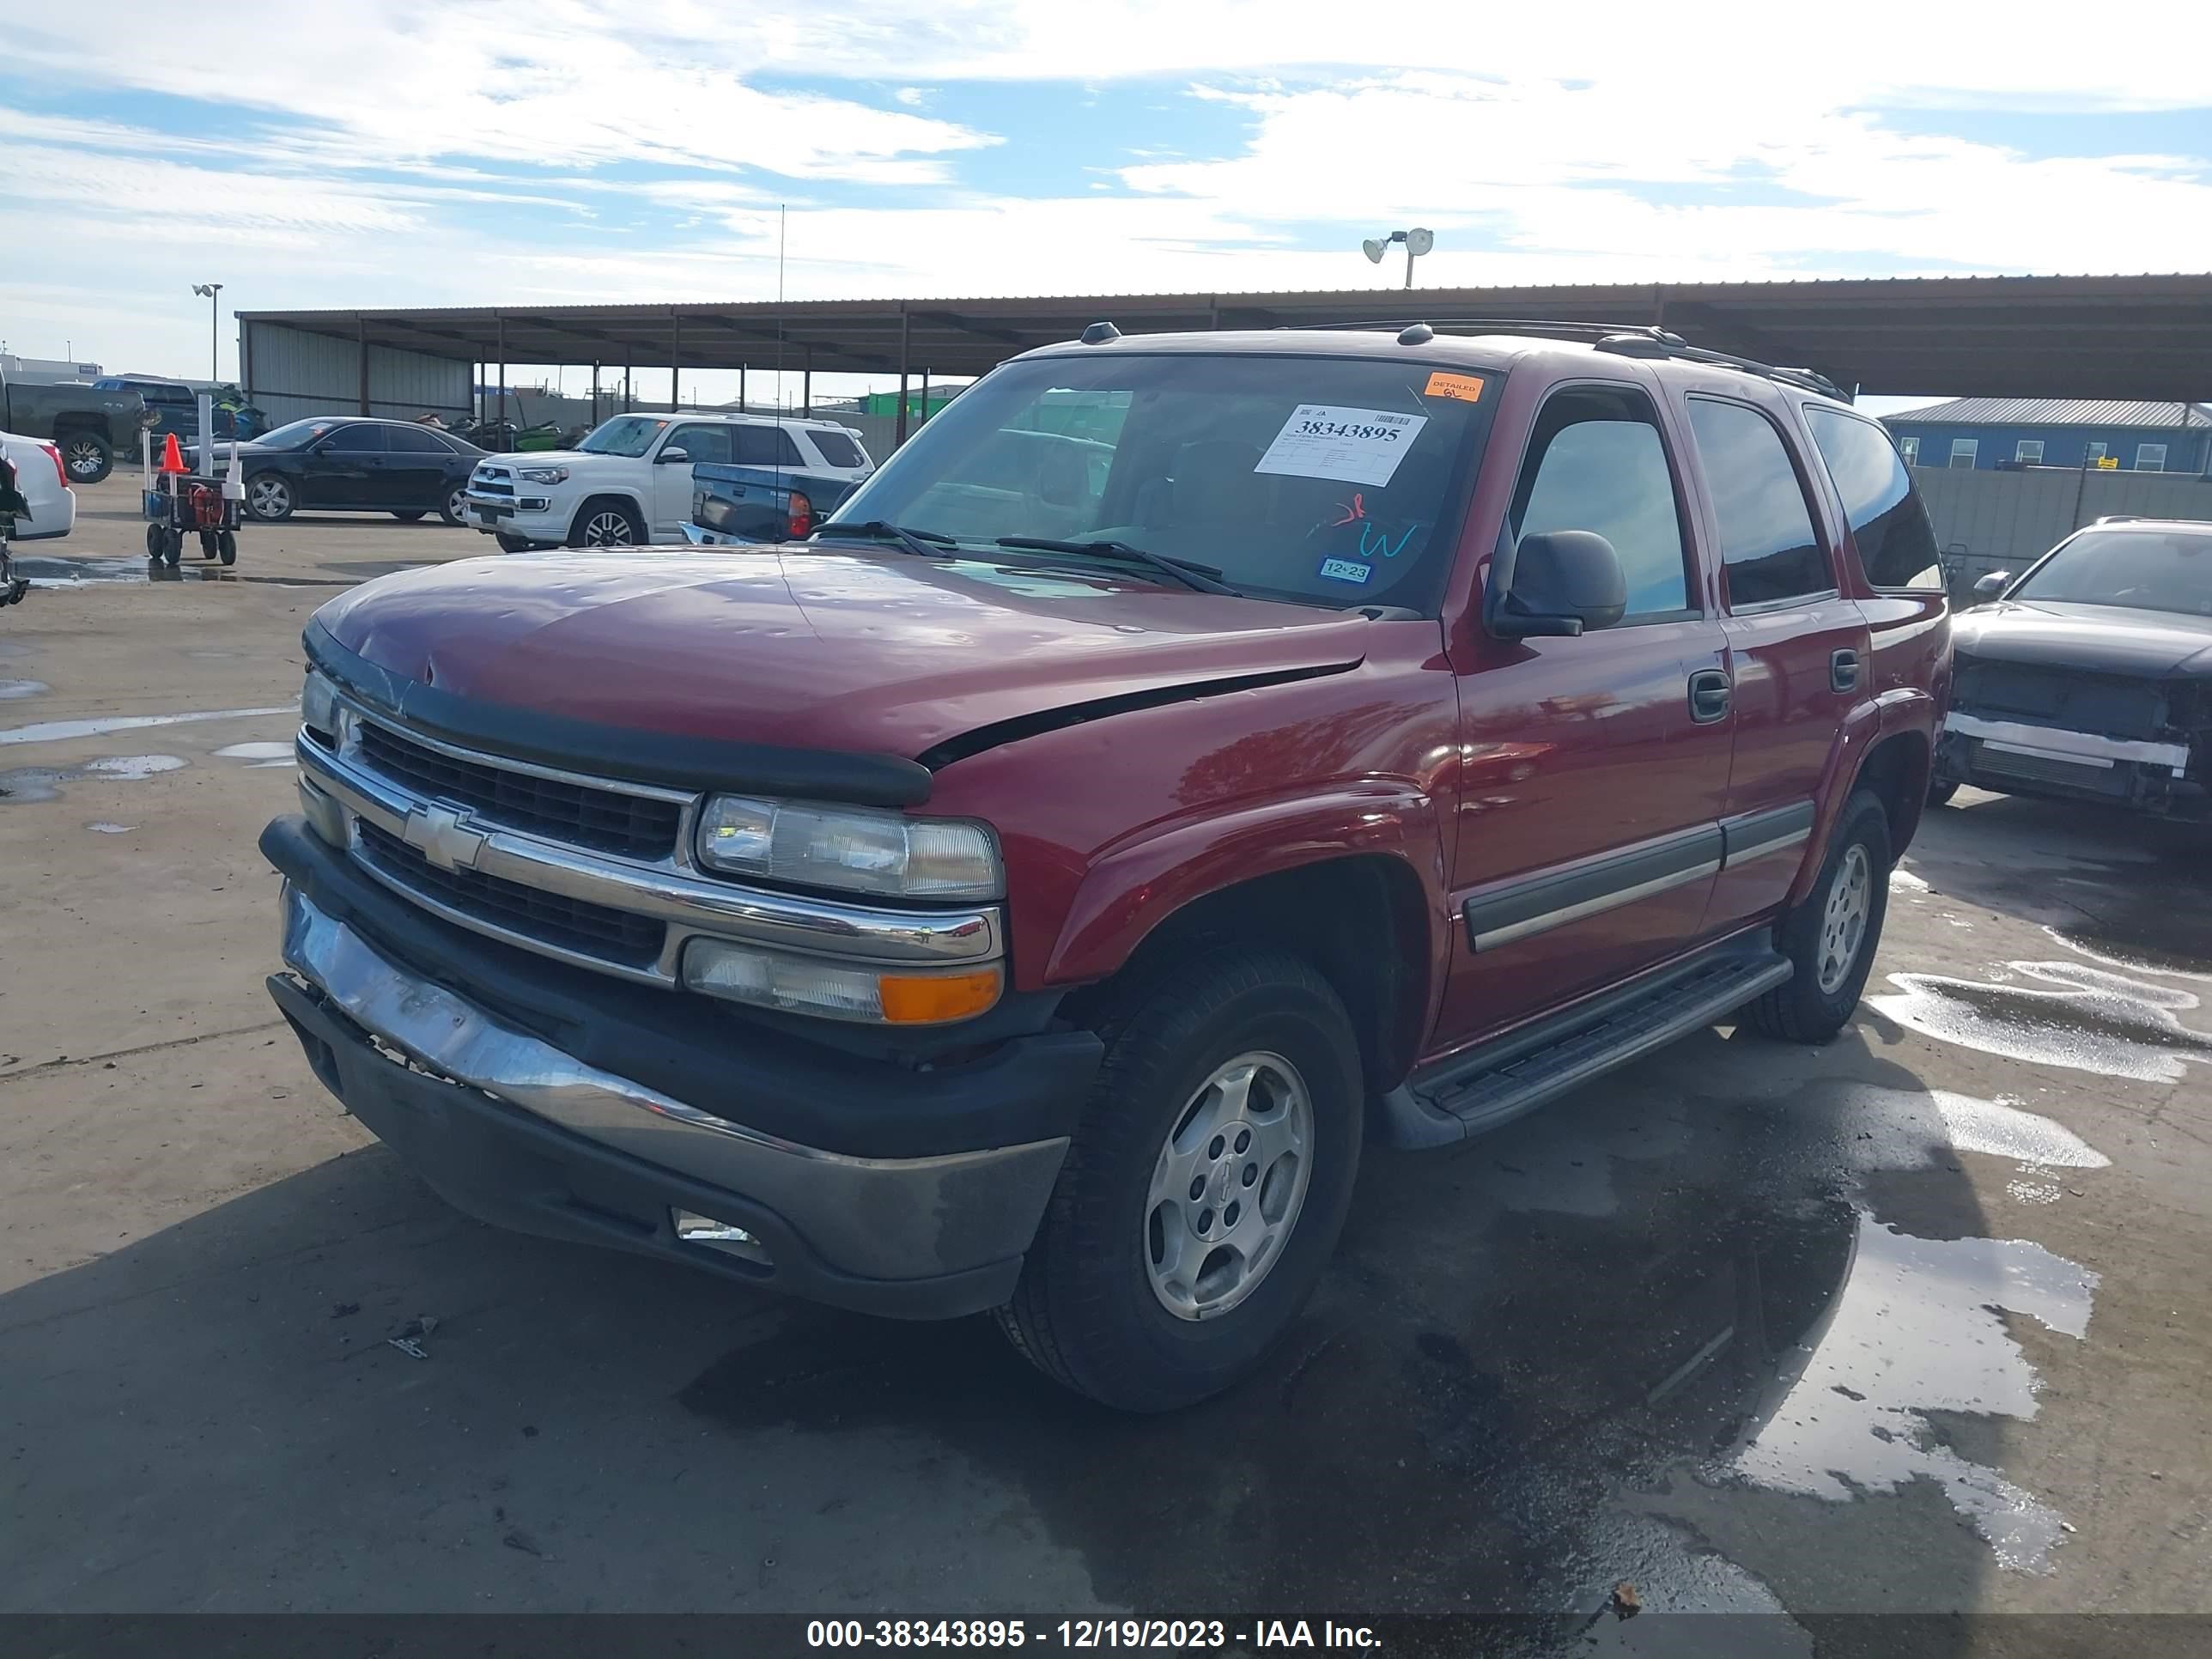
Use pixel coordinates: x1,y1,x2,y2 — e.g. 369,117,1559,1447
1817,843,1872,994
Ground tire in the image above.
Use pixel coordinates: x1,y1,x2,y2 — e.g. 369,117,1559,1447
58,430,112,484
245,472,294,522
392,509,428,523
997,946,1364,1412
439,485,467,526
198,529,218,559
161,528,182,569
1927,779,1960,808
144,523,163,558
568,498,643,548
1744,791,1893,1044
494,532,538,555
217,530,237,566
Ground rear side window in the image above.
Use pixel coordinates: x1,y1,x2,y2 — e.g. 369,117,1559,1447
731,426,805,466
1686,398,1832,606
805,429,866,469
1803,408,1942,591
324,424,389,453
387,425,451,453
1510,386,1690,620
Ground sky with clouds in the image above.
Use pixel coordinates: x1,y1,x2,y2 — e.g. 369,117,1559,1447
3,0,2209,406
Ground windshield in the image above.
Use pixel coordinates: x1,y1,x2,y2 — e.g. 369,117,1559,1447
253,418,343,451
830,351,1497,611
2013,527,2212,618
577,415,672,458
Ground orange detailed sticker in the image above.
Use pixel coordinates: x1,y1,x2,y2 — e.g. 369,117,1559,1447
1424,371,1485,403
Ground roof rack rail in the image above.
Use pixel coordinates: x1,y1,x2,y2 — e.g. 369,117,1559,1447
1291,317,1850,403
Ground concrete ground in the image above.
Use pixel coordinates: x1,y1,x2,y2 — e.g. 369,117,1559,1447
3,477,2208,1648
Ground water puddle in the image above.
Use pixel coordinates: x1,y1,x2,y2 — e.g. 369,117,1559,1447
2044,923,2212,984
1869,961,2211,1083
0,707,294,746
0,755,185,802
86,822,136,835
15,556,150,586
0,678,48,700
214,740,296,768
1722,1213,2095,1574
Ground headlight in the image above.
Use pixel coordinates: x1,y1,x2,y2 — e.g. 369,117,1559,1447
518,466,568,484
301,669,338,741
696,794,1002,901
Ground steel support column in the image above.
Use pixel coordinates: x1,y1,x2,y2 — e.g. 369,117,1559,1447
356,315,369,415
895,307,911,448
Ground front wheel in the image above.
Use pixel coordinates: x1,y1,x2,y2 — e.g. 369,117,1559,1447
494,532,538,554
997,947,1364,1412
439,485,467,526
1744,791,1893,1044
568,499,642,548
245,472,294,522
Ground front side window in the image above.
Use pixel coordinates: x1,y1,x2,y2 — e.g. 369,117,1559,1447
578,416,670,458
1804,407,1942,591
1948,438,1978,469
835,352,1498,613
322,423,388,453
2136,443,2168,472
667,424,732,465
1686,398,1832,606
2015,439,2045,464
1510,386,1690,619
2013,527,2211,617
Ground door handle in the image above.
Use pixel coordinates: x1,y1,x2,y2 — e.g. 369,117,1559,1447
1688,669,1732,723
1831,648,1861,693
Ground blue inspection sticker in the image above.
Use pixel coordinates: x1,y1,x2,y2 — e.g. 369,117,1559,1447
1317,556,1373,586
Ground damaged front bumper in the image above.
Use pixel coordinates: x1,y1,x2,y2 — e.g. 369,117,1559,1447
269,879,1081,1318
1936,710,2208,816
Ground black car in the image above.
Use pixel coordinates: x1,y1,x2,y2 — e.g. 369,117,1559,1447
193,417,485,525
1935,518,2212,817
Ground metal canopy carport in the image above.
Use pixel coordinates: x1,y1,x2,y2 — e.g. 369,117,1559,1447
238,271,2212,426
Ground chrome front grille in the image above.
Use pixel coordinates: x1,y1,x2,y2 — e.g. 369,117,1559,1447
355,818,667,967
355,720,682,860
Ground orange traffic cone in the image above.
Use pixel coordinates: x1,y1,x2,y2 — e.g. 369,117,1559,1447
158,433,185,474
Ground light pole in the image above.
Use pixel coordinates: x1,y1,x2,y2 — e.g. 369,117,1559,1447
190,283,224,380
1360,228,1434,289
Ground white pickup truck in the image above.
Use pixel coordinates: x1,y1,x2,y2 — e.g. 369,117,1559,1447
462,411,874,551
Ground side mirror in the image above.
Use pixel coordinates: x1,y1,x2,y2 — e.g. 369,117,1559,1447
1486,531,1628,639
1972,571,2011,601
656,447,690,465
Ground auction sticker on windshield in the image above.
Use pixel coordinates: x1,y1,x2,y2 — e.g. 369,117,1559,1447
1255,405,1428,488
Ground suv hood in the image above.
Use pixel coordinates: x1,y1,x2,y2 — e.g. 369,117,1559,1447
312,547,1374,762
1954,600,2212,678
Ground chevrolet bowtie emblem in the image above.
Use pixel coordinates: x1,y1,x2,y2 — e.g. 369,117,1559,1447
401,802,488,872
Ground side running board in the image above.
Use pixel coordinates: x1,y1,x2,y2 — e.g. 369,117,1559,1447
1376,944,1792,1148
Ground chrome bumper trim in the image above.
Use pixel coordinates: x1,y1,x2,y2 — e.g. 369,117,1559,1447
295,732,1001,981
278,884,1065,1279
1945,712,2188,775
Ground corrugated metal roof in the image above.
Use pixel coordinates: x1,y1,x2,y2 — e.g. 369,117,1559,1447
1883,398,2211,429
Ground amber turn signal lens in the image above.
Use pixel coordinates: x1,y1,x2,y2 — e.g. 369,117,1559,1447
877,967,1004,1024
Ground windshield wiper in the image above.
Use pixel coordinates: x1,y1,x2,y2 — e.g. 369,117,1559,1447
994,537,1243,597
813,520,959,559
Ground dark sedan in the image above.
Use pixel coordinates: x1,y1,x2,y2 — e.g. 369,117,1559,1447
191,417,484,525
1934,518,2212,817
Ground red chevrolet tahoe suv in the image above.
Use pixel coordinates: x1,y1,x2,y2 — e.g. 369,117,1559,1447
264,321,1950,1411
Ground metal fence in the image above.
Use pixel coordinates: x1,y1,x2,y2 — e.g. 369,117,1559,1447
1914,464,2212,594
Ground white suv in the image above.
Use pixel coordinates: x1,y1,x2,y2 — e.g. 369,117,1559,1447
463,412,874,551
